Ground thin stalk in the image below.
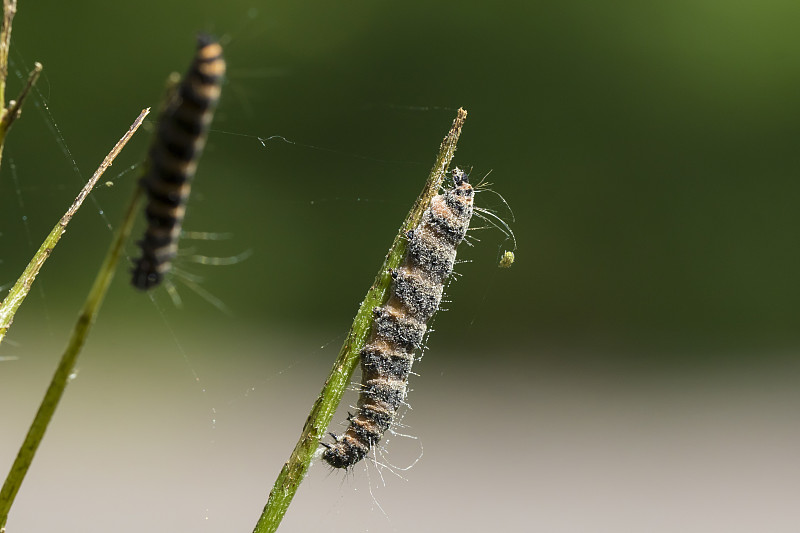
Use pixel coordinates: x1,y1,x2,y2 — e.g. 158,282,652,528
0,61,42,171
1,60,41,131
0,113,149,529
253,107,468,533
0,0,16,108
0,107,149,344
0,0,40,173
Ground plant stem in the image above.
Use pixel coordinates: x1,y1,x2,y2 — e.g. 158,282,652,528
1,60,41,131
0,61,42,171
0,0,16,109
0,0,39,173
0,108,149,346
0,109,150,529
253,108,467,533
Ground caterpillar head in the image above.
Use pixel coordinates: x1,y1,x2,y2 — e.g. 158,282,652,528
451,167,469,187
447,167,475,213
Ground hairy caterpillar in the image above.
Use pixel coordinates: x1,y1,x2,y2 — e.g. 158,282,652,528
131,35,225,290
322,167,475,468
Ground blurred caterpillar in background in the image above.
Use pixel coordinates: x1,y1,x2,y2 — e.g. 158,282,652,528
132,35,225,290
322,167,475,468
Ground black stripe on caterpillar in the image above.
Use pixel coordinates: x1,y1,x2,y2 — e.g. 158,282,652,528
131,35,225,290
322,167,474,468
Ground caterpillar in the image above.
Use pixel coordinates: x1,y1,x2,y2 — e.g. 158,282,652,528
131,35,225,290
322,167,475,468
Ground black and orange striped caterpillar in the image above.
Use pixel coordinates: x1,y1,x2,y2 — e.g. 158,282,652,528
322,167,475,468
131,35,225,290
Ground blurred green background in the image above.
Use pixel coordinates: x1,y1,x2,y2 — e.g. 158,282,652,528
3,0,800,356
1,1,799,532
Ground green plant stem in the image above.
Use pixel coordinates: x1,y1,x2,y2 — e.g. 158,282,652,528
0,108,149,346
0,109,149,529
0,0,16,109
253,107,468,533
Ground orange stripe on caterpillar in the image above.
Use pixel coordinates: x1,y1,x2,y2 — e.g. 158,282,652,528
322,167,474,468
132,35,225,290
